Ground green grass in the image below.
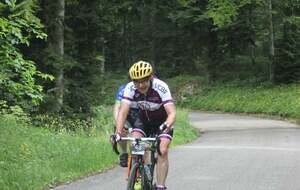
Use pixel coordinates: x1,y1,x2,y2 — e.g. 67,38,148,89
0,115,117,190
186,83,300,118
109,74,299,119
3,74,299,190
172,109,199,145
168,75,300,119
0,108,198,190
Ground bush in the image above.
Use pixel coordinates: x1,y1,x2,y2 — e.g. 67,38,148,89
32,106,114,137
0,100,31,124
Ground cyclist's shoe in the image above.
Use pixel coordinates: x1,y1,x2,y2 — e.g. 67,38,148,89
155,185,167,190
134,178,142,190
119,153,128,167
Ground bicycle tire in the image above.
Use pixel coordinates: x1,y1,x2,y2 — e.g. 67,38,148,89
127,162,139,190
141,166,152,190
149,164,155,185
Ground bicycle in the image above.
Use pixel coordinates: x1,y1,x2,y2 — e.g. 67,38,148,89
111,134,162,190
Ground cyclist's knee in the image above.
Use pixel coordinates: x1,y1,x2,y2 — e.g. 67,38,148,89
159,144,169,157
160,138,170,154
131,131,143,138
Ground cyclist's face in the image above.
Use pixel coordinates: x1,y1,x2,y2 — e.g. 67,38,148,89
133,76,151,94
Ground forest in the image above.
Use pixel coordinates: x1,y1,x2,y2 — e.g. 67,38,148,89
1,1,300,189
1,0,299,117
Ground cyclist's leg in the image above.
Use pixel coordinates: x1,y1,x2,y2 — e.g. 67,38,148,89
119,121,130,152
156,128,174,189
119,121,131,167
131,117,147,138
133,117,156,166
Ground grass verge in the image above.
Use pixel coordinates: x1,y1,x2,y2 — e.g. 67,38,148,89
188,83,300,119
0,108,198,190
168,75,300,120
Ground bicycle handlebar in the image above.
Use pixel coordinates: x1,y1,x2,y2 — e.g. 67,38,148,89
120,137,157,141
110,135,162,156
110,123,168,156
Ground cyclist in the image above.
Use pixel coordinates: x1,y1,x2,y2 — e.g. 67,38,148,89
114,60,176,190
114,84,139,167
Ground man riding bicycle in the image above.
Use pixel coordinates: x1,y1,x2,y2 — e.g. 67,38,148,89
113,83,139,167
114,60,176,190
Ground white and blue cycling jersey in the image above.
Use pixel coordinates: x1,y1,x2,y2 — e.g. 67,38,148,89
116,84,138,109
122,78,174,124
115,84,139,127
115,84,126,102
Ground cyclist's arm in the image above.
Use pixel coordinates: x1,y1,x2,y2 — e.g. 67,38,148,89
164,103,176,128
116,101,130,134
114,84,126,124
113,100,121,124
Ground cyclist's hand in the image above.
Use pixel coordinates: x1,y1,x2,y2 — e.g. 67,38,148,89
110,134,121,155
159,122,169,133
110,133,121,143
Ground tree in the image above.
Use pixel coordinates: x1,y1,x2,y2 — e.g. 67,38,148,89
55,0,65,112
0,0,52,110
268,0,275,82
274,0,300,83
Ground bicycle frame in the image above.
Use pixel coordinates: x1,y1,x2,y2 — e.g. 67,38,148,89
117,137,159,190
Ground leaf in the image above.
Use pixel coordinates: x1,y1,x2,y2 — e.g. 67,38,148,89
5,0,15,7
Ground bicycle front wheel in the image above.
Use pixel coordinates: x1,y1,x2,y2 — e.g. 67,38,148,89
127,163,152,190
127,162,140,190
140,166,152,190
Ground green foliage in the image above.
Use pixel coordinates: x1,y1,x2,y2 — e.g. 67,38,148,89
206,0,238,27
90,106,115,135
32,114,91,132
205,0,252,27
0,107,197,190
175,78,300,118
0,114,116,190
18,0,300,114
172,109,199,145
169,0,208,24
85,72,128,106
167,74,205,103
0,0,52,110
32,106,114,137
0,100,31,124
274,14,300,83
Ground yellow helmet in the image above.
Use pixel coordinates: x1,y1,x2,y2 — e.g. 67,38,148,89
129,60,153,80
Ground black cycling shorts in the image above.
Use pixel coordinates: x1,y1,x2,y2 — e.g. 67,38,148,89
126,108,139,127
132,117,174,141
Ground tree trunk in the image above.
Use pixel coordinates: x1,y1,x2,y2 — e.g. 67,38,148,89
150,3,157,68
100,38,105,95
207,27,218,83
54,0,65,112
249,1,256,65
268,0,275,82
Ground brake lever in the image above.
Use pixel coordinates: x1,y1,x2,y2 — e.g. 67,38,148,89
110,135,120,155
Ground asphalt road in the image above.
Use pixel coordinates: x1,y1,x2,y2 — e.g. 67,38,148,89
53,112,300,190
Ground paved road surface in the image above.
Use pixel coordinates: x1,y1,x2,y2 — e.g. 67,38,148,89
53,112,300,190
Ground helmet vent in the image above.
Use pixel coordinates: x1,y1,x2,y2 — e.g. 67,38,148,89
129,60,153,80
